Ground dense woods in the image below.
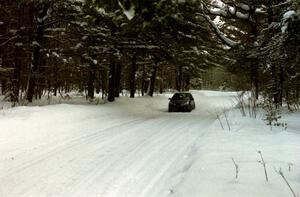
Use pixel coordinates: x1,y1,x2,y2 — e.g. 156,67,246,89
0,0,299,108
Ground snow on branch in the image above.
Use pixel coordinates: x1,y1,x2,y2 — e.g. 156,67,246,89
119,45,159,49
209,8,228,18
0,35,19,47
118,0,135,20
172,16,209,32
202,14,239,48
236,3,250,11
208,1,266,21
44,28,66,32
271,0,293,9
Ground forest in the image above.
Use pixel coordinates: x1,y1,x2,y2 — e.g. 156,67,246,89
0,0,299,108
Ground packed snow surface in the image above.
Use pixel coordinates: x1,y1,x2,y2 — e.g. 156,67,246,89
0,90,299,197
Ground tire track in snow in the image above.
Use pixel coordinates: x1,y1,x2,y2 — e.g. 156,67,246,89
116,117,213,197
0,117,157,196
28,115,180,197
1,117,146,174
0,112,215,197
66,115,213,197
62,115,189,196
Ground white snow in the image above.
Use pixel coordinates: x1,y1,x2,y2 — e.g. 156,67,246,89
37,15,48,23
15,42,23,47
255,8,266,14
210,3,263,19
74,43,83,50
228,6,236,15
236,11,249,20
204,14,239,47
0,91,299,197
45,28,66,32
118,0,135,20
97,8,108,16
210,8,227,17
236,3,250,11
52,52,60,58
283,10,296,20
32,41,40,47
281,10,296,33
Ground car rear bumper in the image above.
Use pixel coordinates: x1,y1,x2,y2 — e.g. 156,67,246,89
169,105,191,112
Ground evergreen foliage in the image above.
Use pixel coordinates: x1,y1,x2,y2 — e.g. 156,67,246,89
0,0,299,110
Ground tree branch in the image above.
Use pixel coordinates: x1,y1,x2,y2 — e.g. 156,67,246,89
208,1,267,21
201,14,239,48
0,35,19,47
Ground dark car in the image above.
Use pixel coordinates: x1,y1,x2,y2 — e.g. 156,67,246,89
168,92,195,112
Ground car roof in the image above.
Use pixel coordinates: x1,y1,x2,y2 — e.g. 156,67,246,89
171,92,193,99
173,92,192,95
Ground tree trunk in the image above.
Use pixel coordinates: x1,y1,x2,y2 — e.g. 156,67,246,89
115,62,121,97
267,0,274,24
296,77,299,101
1,80,6,95
11,3,23,102
267,0,283,107
141,64,146,96
27,2,48,102
249,17,259,100
87,62,96,99
159,67,164,94
100,68,108,100
13,46,21,102
130,54,137,98
108,58,116,102
279,64,284,105
271,64,280,106
286,80,290,109
251,64,259,100
184,75,190,91
149,65,158,97
176,65,183,91
53,86,57,96
37,58,46,99
108,24,117,102
95,70,100,94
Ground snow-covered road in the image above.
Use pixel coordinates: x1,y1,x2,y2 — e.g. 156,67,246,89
1,91,299,197
0,91,234,197
1,114,211,197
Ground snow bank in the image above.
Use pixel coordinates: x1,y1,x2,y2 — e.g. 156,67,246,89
172,109,300,197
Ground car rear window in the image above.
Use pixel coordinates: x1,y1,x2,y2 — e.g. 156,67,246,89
172,93,190,100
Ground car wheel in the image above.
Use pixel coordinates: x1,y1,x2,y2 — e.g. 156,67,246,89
187,106,192,112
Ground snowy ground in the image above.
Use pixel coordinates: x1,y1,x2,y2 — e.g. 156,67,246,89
0,90,299,197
